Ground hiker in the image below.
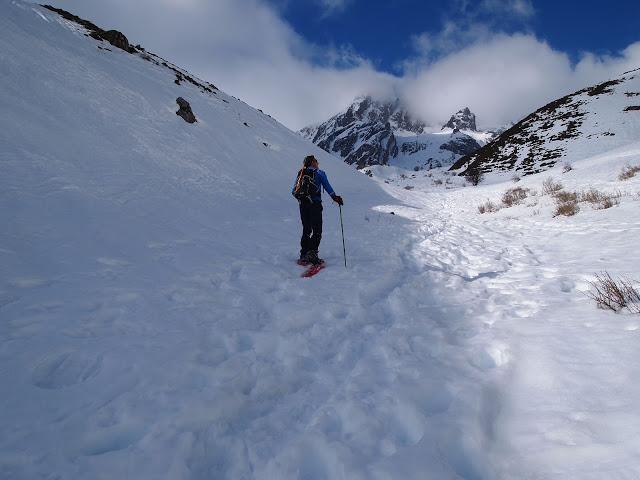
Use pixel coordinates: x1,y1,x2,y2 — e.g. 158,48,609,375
292,155,343,265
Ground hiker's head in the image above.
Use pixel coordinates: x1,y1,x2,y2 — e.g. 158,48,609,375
304,155,318,168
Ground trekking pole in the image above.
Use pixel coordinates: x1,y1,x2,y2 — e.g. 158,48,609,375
339,204,347,268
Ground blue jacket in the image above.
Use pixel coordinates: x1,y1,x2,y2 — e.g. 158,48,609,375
292,167,335,203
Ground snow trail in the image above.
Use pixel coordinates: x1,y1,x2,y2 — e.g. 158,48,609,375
380,157,640,479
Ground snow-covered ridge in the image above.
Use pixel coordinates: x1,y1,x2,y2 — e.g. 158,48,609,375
451,70,640,176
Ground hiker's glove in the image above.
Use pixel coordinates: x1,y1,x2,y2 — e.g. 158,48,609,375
332,194,344,206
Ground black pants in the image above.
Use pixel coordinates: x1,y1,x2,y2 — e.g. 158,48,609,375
299,201,323,255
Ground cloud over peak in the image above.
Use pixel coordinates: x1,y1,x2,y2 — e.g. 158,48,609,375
43,0,640,131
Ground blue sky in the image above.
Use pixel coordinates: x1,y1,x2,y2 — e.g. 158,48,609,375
45,0,640,130
276,0,640,71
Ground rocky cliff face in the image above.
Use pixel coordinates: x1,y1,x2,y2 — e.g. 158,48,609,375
300,97,425,168
302,99,490,170
442,107,477,131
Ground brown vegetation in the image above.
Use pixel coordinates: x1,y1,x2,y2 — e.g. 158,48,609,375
619,164,640,180
586,272,640,314
501,187,530,207
542,177,563,195
478,200,499,214
553,200,580,217
579,188,621,209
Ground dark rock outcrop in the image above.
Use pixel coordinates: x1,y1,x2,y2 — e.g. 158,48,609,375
43,5,135,53
101,30,132,52
42,5,219,96
176,97,196,123
439,133,481,156
300,96,421,168
442,107,477,131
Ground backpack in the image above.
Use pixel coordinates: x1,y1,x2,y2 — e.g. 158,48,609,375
293,167,320,203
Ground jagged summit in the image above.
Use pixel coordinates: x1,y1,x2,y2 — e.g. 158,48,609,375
300,96,427,168
301,99,493,170
442,107,477,131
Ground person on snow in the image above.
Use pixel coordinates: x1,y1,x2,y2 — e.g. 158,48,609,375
292,155,343,265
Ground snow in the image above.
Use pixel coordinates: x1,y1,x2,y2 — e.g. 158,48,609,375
2,2,640,479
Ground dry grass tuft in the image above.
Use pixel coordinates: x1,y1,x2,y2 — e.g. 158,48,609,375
586,271,640,314
501,187,530,207
554,200,580,217
553,189,579,217
542,177,563,195
619,164,640,180
562,162,573,173
478,200,499,214
579,188,621,209
553,190,578,203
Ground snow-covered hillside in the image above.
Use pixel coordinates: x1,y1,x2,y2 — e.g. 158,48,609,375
301,97,496,170
451,70,640,176
2,2,640,480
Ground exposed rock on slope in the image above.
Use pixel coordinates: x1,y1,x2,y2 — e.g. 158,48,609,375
42,4,219,96
43,5,135,53
439,134,481,156
176,97,197,123
300,96,424,168
451,71,640,176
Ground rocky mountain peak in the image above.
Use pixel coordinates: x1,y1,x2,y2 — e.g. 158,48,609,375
442,107,477,131
340,96,426,135
301,98,492,170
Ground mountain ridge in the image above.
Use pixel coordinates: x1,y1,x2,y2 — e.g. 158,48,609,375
451,70,640,176
301,97,495,170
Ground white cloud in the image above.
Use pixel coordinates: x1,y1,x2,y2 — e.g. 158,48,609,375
41,0,640,131
402,34,640,128
407,22,492,64
43,0,393,129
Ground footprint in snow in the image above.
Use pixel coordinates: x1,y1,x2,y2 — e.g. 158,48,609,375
78,423,147,456
470,343,510,370
32,351,103,389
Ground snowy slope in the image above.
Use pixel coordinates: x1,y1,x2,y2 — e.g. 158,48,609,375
3,2,640,480
369,143,640,480
451,71,640,176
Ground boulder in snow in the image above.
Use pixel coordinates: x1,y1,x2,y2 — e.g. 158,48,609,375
176,97,197,123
